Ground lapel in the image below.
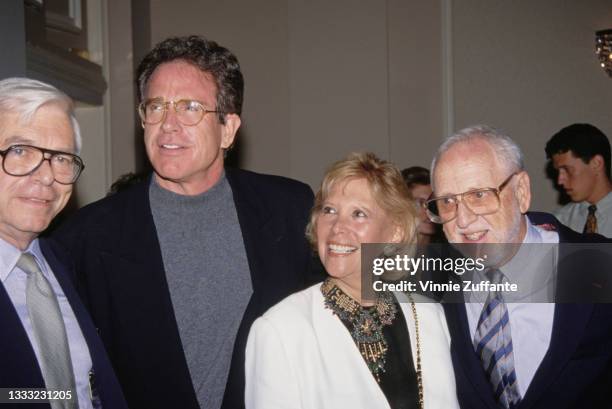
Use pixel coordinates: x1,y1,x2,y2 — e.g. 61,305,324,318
40,239,128,409
310,288,390,409
101,178,198,406
0,279,46,388
226,169,284,309
519,303,592,409
518,214,595,408
444,302,500,409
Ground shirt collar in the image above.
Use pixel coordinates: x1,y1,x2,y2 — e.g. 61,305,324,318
499,217,558,299
499,217,540,279
0,237,45,282
595,191,612,210
523,216,543,244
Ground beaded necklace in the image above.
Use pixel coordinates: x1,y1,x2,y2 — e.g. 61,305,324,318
321,278,424,409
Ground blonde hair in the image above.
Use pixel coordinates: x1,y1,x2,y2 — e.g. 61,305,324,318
306,152,417,251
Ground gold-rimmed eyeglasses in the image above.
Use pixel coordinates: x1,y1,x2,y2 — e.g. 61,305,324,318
137,99,221,126
425,172,519,224
0,144,84,185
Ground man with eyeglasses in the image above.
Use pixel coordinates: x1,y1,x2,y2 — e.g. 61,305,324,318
53,36,320,409
428,125,612,409
0,78,128,409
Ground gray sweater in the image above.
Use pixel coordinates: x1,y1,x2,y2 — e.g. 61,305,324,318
149,174,252,409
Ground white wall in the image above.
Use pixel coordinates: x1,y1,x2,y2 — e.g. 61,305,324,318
451,0,612,212
146,0,612,214
149,0,445,189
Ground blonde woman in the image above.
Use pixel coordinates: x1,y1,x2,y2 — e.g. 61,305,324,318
246,153,458,409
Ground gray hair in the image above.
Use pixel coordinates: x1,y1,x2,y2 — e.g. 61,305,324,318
0,77,82,153
430,125,524,188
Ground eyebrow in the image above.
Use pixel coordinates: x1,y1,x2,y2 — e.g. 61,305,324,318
2,135,75,153
434,186,494,198
3,135,35,145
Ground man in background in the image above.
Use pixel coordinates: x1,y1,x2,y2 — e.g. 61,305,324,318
546,123,612,236
53,36,319,409
0,77,127,409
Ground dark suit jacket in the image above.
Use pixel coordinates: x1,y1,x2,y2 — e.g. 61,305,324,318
0,238,128,409
52,168,321,409
444,212,612,409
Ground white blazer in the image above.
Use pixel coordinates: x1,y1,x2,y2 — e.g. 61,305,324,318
245,283,459,409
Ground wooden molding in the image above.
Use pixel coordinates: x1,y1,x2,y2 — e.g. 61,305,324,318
26,43,107,105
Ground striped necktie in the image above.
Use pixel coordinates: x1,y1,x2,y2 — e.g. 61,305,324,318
18,252,79,409
583,205,598,234
473,268,521,409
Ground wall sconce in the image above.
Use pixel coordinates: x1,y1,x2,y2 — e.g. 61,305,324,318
596,29,612,77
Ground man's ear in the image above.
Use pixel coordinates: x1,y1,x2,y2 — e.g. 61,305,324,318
589,154,605,173
221,114,241,149
515,171,531,214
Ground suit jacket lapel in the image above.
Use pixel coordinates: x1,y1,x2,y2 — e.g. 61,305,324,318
40,239,128,409
519,303,592,409
444,303,500,409
0,280,46,388
519,225,594,409
226,169,277,305
104,179,198,407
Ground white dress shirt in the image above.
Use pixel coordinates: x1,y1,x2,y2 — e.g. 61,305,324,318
465,217,557,398
554,191,612,237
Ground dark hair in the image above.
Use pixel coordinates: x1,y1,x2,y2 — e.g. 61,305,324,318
136,35,244,124
107,172,149,196
401,166,430,190
545,123,611,179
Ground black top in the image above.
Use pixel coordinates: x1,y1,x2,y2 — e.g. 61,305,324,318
337,301,420,409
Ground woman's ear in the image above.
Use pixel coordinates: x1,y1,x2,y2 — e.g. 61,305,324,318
390,224,404,243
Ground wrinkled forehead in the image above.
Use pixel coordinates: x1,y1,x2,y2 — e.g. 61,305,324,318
0,102,75,146
433,141,507,195
145,60,217,98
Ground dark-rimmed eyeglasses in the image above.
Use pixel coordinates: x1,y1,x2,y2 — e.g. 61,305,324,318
425,172,518,224
138,99,221,126
0,144,84,185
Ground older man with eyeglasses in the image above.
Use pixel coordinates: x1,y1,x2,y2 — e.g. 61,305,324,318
428,125,612,409
0,77,127,409
53,36,322,409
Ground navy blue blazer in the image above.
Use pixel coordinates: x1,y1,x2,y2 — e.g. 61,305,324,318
0,238,128,409
444,212,612,409
52,168,322,409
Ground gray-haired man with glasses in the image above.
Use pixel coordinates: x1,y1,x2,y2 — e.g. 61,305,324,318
430,125,612,409
53,36,321,409
0,78,127,409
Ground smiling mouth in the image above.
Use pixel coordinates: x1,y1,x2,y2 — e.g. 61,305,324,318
161,144,183,149
21,197,52,206
462,231,487,241
328,243,358,254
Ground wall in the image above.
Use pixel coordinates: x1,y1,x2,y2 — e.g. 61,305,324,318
73,0,137,205
149,0,445,188
0,0,26,78
452,0,612,212
147,0,612,215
